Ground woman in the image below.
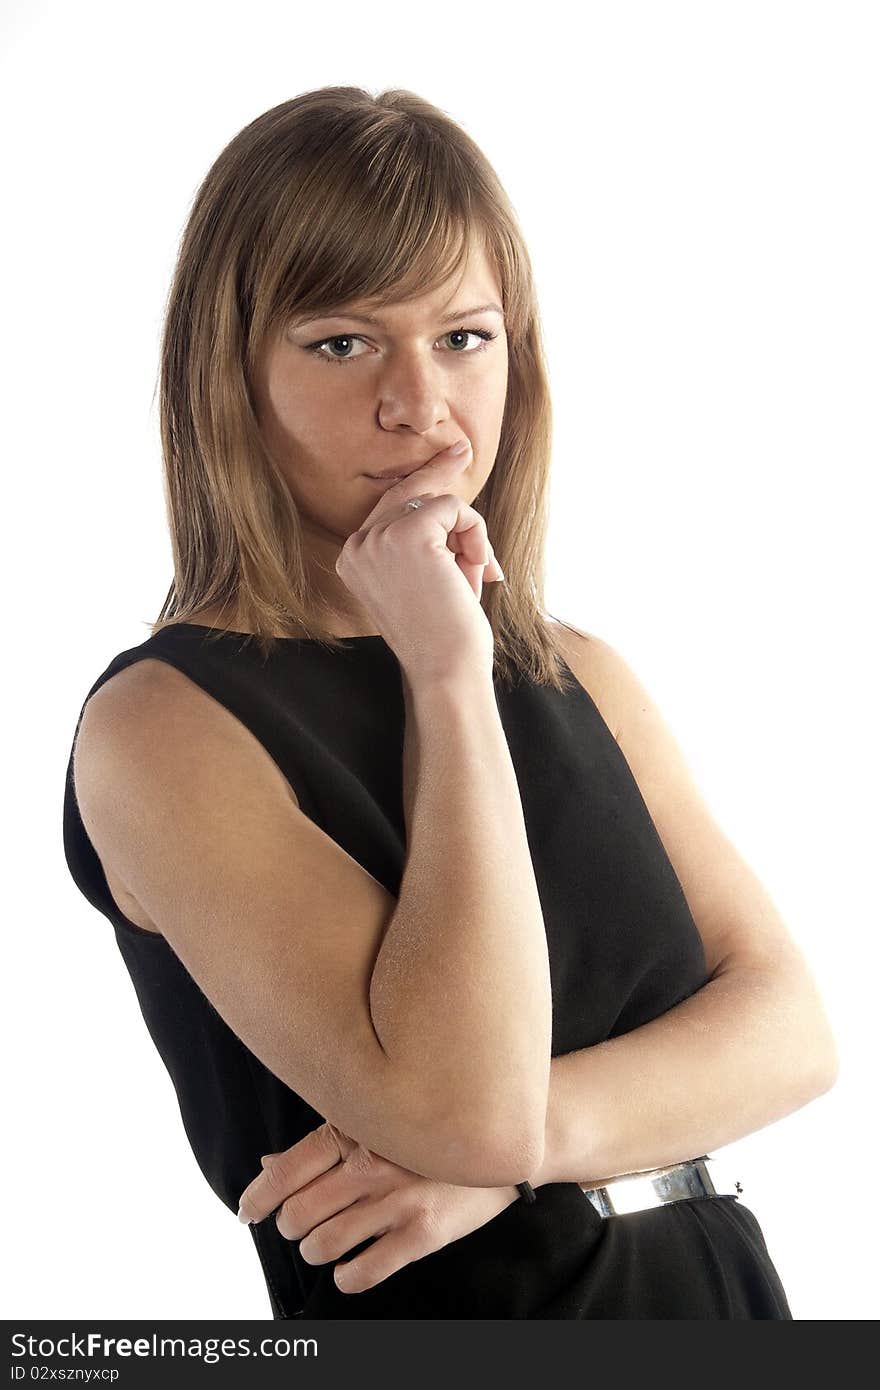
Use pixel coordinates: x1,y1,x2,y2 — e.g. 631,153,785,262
63,86,837,1319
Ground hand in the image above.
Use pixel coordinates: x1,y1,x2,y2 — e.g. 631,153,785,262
336,440,505,683
237,1121,520,1295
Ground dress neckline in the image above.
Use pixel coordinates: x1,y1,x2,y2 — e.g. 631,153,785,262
159,622,387,645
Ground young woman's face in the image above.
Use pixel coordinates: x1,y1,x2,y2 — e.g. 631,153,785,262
252,241,509,550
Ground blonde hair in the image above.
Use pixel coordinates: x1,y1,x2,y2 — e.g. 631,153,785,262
149,85,578,692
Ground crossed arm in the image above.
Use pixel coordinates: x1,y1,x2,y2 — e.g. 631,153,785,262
238,630,839,1294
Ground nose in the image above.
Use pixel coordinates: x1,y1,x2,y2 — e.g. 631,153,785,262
377,353,450,435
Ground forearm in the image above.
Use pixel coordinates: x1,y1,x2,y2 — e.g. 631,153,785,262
369,668,553,1168
534,955,839,1189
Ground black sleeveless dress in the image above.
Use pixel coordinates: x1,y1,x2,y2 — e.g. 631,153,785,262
62,622,793,1319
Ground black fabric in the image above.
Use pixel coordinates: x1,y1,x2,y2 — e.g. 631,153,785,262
62,622,793,1319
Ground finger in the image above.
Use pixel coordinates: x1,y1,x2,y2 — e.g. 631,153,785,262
455,553,484,602
275,1151,382,1240
456,530,504,588
445,514,489,566
483,551,505,582
381,495,489,558
389,439,473,501
355,441,473,533
333,1212,443,1295
345,483,504,597
238,1126,342,1224
450,522,503,575
450,530,504,581
297,1192,397,1268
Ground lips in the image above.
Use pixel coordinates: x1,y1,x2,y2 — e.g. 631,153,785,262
364,444,470,482
365,465,424,480
363,473,417,490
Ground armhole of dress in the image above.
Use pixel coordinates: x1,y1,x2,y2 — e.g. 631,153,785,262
63,650,190,942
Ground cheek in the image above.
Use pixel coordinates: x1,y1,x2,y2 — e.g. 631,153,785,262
272,437,372,531
268,390,354,464
462,365,508,424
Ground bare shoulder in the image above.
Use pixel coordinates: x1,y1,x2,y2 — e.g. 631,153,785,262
86,654,231,732
82,655,200,734
81,657,300,806
549,620,628,742
73,657,300,934
74,661,183,933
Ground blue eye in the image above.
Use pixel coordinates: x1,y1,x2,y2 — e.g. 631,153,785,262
305,327,498,366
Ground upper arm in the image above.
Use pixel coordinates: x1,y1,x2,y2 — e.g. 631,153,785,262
603,633,841,1084
72,657,517,1186
556,626,819,981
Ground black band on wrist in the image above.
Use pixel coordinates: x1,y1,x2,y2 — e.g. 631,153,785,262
516,1180,537,1204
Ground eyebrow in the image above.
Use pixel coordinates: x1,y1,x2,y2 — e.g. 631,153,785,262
296,302,505,330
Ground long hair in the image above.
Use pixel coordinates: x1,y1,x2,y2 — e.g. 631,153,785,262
149,85,578,692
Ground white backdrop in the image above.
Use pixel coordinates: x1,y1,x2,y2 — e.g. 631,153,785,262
3,0,876,1321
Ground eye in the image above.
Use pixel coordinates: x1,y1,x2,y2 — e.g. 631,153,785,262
304,327,498,367
307,334,370,365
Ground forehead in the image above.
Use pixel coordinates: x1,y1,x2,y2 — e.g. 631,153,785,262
338,240,502,320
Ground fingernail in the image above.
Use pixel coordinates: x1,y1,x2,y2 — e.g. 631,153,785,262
238,1204,253,1225
449,439,469,456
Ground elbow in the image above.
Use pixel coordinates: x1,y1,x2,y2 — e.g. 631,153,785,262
774,960,841,1100
795,1034,840,1102
813,1042,841,1095
486,1125,546,1189
433,1093,547,1189
432,1125,546,1190
806,1003,842,1095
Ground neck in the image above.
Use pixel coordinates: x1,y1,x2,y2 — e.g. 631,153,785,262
300,525,381,638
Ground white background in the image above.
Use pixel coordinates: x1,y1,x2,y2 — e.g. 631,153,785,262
3,0,876,1321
